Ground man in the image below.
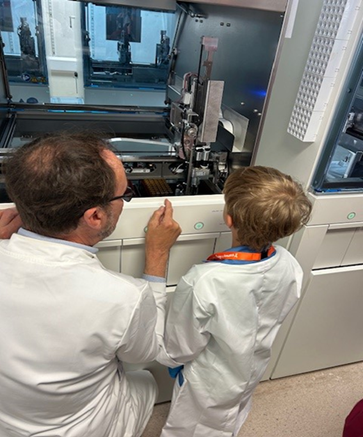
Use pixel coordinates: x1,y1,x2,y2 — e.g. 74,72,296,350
0,132,181,437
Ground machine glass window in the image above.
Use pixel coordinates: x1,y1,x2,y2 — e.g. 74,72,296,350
0,0,285,201
83,4,176,90
0,0,47,88
312,36,363,193
0,0,176,105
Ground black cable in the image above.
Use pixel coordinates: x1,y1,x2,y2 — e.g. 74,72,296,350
180,115,187,160
193,43,204,117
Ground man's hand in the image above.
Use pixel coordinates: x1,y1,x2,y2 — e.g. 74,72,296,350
144,199,181,278
0,208,22,239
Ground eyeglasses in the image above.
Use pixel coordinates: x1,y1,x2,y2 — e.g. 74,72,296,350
109,185,134,203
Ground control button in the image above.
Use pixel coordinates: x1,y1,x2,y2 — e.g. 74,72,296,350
194,222,204,230
347,212,356,220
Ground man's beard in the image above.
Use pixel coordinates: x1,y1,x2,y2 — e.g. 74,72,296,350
98,209,117,240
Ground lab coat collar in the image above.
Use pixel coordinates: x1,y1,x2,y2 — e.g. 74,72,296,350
18,227,98,254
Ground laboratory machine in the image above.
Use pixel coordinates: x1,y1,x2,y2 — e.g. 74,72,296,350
0,0,288,401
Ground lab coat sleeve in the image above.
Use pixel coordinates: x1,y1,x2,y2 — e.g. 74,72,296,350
116,282,159,364
156,270,211,366
152,281,184,368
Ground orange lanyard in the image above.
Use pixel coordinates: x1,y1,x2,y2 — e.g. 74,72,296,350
206,246,276,262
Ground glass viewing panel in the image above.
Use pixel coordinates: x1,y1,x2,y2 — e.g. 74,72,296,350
0,0,47,86
0,0,176,105
84,4,175,89
312,37,363,193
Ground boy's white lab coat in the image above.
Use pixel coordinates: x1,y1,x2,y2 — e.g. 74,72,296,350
157,245,303,437
0,233,165,437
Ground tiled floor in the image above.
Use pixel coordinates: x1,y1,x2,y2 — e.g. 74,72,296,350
142,361,363,437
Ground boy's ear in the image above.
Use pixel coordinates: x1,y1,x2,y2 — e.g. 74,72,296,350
225,213,234,229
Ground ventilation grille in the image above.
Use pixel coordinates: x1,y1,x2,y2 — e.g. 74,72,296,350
287,0,360,142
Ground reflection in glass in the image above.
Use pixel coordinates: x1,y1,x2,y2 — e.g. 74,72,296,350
325,72,363,186
313,44,363,194
83,4,176,89
0,0,46,86
0,0,176,104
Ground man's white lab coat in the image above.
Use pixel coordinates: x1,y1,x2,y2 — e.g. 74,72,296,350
0,233,165,437
158,245,303,437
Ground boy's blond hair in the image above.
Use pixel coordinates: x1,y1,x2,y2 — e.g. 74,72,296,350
223,166,312,251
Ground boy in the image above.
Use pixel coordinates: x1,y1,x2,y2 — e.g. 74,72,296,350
157,166,312,437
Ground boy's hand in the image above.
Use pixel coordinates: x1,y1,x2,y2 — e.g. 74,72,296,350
0,208,22,239
144,199,181,277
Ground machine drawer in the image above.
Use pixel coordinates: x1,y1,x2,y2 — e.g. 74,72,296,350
342,227,363,266
271,265,363,378
313,228,355,269
312,223,363,269
95,239,122,272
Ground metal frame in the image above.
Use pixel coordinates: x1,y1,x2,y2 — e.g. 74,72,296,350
181,0,288,12
73,0,176,11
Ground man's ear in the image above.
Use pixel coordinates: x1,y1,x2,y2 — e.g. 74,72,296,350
82,207,107,231
225,213,233,229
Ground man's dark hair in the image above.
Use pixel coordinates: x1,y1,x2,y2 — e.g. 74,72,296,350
5,132,116,236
